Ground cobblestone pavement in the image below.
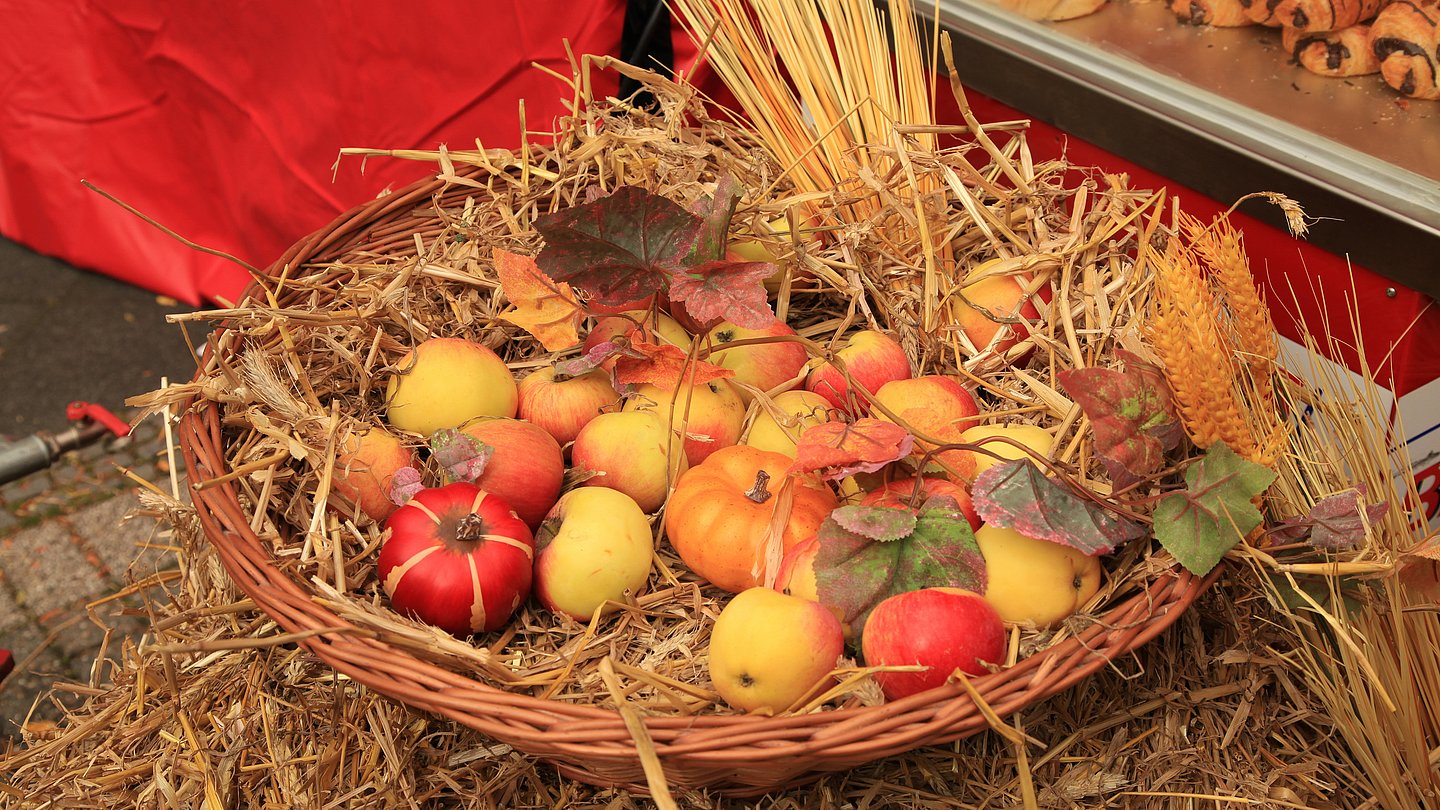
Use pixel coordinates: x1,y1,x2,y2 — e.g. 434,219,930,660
0,413,180,739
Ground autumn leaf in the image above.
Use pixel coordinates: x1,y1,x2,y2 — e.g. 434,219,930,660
552,338,647,379
1153,442,1277,575
972,459,1146,556
535,186,701,307
689,174,744,263
1115,349,1186,451
494,249,584,351
1398,533,1440,596
389,466,425,506
790,418,915,481
1057,359,1180,488
613,339,734,392
669,259,778,331
430,428,492,484
828,504,918,543
1290,487,1390,550
813,500,986,636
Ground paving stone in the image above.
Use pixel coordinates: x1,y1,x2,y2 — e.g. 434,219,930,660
0,622,57,737
70,494,176,581
0,583,25,636
0,521,106,617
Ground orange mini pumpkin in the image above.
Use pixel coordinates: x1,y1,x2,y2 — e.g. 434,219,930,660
663,445,839,593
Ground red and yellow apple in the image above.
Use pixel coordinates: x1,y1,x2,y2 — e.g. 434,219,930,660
859,477,982,531
861,587,1007,700
516,365,619,446
774,535,851,636
804,329,912,414
330,425,417,522
974,525,1103,627
708,587,845,714
745,390,833,458
457,418,565,529
623,380,746,467
704,319,809,400
385,337,517,436
955,266,1042,356
958,423,1056,482
583,310,692,371
533,487,654,620
570,410,687,513
872,375,982,480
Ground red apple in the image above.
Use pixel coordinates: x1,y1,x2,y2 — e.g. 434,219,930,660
330,425,417,523
804,329,912,414
378,483,534,636
516,365,619,446
859,477,982,531
457,418,565,529
583,310,692,371
871,375,982,480
861,587,1007,700
955,267,1042,358
704,319,810,400
623,380,746,467
774,535,850,635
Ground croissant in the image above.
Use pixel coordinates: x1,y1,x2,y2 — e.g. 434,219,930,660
1272,0,1390,30
1170,0,1254,25
1370,0,1440,98
1241,0,1288,24
1283,23,1382,75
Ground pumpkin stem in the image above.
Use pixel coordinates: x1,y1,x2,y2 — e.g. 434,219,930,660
744,470,774,504
455,513,488,543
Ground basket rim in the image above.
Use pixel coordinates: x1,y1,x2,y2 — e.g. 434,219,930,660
173,164,1219,796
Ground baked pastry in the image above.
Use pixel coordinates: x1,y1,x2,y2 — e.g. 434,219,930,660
1283,23,1382,74
1241,0,1288,25
1272,0,1390,31
1370,0,1440,97
999,0,1109,20
1170,0,1255,25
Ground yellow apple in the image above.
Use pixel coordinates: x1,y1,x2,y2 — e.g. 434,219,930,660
704,319,809,401
745,390,833,458
385,337,517,436
958,423,1055,481
516,366,619,446
974,525,1102,627
623,379,746,467
708,587,845,714
570,410,687,513
533,487,654,620
330,425,417,522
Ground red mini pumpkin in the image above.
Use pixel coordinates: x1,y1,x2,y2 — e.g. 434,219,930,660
378,483,534,635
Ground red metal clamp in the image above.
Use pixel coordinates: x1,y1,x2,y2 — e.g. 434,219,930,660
65,401,131,438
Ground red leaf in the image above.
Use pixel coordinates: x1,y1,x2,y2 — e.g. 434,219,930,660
689,174,744,262
669,259,777,330
388,467,425,506
613,339,734,393
972,459,1146,556
535,186,701,307
1057,359,1180,488
430,429,492,484
1303,487,1390,550
553,339,646,379
790,419,915,481
828,504,918,543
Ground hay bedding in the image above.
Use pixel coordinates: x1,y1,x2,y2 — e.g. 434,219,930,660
0,2,1426,805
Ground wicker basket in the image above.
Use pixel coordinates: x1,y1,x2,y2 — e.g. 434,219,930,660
177,160,1219,797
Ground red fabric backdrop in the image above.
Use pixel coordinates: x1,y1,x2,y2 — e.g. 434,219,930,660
0,1,696,305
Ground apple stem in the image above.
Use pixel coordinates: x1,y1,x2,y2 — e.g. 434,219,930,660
456,513,488,543
745,470,774,504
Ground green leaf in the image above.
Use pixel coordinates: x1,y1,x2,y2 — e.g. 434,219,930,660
688,174,744,263
1154,442,1277,575
813,501,986,637
971,459,1146,556
534,186,701,307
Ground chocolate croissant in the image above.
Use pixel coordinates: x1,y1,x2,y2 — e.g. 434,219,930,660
1370,0,1440,98
1241,0,1288,24
1170,0,1255,25
1272,0,1390,31
1283,23,1382,74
